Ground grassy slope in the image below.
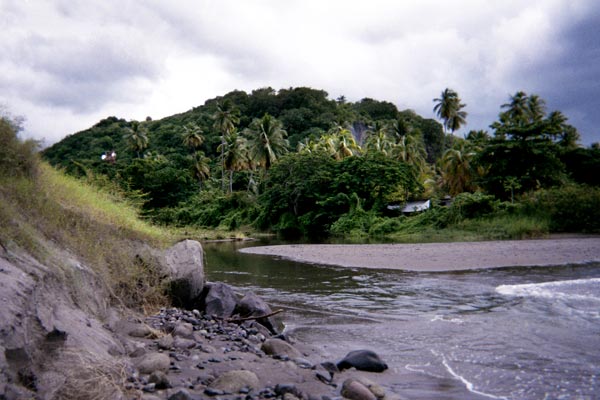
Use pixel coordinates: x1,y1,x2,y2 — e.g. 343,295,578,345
0,162,245,310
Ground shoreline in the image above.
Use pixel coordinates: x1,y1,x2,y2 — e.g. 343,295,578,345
239,238,600,271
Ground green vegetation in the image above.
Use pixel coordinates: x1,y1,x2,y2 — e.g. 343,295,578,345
0,116,244,312
39,86,600,241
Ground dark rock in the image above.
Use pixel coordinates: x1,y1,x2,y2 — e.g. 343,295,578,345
199,282,238,318
148,370,170,389
204,387,225,396
163,240,205,308
336,350,388,373
168,389,194,400
275,383,302,398
142,383,156,392
235,292,278,334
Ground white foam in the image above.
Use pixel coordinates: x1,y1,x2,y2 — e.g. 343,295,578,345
437,352,509,400
430,314,464,324
496,278,600,301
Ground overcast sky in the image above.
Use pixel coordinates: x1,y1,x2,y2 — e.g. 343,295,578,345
1,0,599,146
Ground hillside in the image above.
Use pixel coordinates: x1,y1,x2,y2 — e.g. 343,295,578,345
40,87,600,240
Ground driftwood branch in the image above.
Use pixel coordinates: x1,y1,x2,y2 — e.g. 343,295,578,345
226,309,284,323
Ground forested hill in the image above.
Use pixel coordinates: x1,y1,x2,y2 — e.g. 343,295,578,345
43,86,444,171
41,86,600,238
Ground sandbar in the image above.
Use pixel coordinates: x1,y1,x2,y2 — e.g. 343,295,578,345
239,238,600,271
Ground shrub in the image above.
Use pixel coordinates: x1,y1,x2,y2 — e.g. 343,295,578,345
522,185,600,232
0,117,39,178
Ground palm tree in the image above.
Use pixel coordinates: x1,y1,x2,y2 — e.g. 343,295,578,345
190,151,211,191
364,122,393,155
217,129,249,193
527,94,546,122
500,91,529,126
123,121,149,158
244,114,289,170
433,88,467,150
321,125,361,160
213,100,240,191
441,141,477,195
182,123,204,151
391,130,427,175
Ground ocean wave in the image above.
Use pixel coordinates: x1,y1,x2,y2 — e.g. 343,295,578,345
496,278,600,301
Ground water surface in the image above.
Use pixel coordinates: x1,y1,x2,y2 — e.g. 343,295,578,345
204,241,600,400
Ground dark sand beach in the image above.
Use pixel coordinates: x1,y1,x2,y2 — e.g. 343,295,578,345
239,238,600,271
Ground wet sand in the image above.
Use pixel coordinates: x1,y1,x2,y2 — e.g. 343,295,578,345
239,238,600,271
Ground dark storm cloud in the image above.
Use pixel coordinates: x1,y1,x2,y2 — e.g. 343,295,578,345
512,5,600,144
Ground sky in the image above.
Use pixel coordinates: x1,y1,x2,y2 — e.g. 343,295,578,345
1,0,600,147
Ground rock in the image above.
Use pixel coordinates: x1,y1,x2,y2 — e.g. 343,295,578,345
163,240,205,308
337,350,388,373
209,369,260,393
173,322,194,338
129,343,147,358
275,383,302,398
235,291,279,334
261,338,302,359
341,379,377,400
168,389,194,400
199,282,238,318
173,337,196,349
129,324,153,338
136,353,171,374
356,377,386,399
148,370,170,389
157,334,174,350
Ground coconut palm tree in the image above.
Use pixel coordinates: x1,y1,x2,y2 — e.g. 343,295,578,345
190,151,211,191
182,123,204,151
391,130,428,175
364,122,393,155
441,141,477,195
433,88,467,150
217,129,249,193
499,91,529,126
123,121,149,158
244,113,289,170
213,100,240,191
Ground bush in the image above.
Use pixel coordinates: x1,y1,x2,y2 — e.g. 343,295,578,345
447,192,499,221
329,208,381,237
0,117,39,178
522,185,600,232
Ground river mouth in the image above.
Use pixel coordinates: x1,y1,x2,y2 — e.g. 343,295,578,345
203,240,600,400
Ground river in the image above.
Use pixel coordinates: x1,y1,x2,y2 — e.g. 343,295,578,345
203,240,600,400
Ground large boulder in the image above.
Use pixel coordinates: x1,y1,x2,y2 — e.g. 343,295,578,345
163,240,205,307
199,282,238,318
337,350,388,373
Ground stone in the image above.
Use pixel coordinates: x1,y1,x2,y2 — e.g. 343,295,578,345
128,324,153,338
173,322,194,338
200,282,238,318
136,353,171,374
148,370,170,389
337,350,388,373
163,240,205,308
209,369,260,393
356,377,386,399
157,334,174,350
341,379,377,400
168,389,194,400
173,337,196,349
235,291,279,334
261,338,302,359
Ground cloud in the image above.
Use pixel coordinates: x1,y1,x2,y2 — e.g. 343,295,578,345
1,0,599,145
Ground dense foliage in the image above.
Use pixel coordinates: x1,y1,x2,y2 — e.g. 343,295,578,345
41,86,600,239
